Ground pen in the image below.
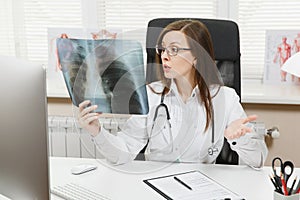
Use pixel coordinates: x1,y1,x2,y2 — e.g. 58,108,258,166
223,199,245,200
296,182,300,194
289,176,297,195
288,176,297,195
272,173,282,189
174,176,192,190
269,175,283,194
281,174,288,196
294,179,300,194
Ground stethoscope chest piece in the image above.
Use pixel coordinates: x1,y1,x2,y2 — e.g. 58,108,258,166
208,145,218,156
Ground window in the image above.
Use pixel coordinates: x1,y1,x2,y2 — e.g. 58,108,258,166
96,0,217,45
1,0,217,67
0,0,82,64
237,0,300,81
6,0,299,84
23,0,82,63
0,0,15,56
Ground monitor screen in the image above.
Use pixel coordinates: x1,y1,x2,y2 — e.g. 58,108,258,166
0,56,49,199
56,38,149,115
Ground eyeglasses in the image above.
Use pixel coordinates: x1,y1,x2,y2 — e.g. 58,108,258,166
155,45,191,57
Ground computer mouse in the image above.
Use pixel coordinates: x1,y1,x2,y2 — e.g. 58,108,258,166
71,164,97,175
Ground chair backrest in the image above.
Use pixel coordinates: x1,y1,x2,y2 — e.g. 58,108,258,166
145,18,241,165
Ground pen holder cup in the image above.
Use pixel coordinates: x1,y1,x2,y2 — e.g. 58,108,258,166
274,190,300,200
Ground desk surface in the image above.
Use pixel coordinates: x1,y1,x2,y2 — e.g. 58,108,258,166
49,157,300,200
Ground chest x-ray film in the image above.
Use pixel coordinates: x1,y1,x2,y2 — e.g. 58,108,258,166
56,38,149,115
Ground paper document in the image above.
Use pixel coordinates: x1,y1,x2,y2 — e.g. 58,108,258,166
143,171,244,200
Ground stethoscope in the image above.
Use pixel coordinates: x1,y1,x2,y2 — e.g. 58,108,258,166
151,87,219,156
149,87,173,154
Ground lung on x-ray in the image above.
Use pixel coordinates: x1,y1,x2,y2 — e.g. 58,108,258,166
56,38,149,115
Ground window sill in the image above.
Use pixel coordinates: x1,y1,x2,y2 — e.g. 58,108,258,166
47,82,69,98
46,80,300,105
241,81,300,105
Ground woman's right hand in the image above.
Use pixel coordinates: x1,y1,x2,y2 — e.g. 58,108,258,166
78,100,101,136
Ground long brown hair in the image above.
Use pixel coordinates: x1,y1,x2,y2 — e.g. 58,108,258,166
154,19,223,131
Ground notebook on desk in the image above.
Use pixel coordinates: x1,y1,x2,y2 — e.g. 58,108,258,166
56,38,149,115
143,170,244,200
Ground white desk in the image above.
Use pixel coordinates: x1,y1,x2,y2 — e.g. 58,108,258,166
49,157,300,200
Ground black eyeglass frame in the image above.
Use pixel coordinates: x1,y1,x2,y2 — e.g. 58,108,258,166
155,45,191,57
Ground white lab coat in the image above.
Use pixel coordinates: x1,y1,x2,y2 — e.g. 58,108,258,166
93,80,268,168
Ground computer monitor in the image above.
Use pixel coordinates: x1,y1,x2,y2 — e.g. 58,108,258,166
0,56,50,199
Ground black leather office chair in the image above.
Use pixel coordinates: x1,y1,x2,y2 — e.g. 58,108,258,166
145,18,241,165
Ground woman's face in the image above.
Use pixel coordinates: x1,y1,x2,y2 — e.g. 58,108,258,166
160,31,195,81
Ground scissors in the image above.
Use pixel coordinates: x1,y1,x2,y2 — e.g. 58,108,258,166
272,157,294,186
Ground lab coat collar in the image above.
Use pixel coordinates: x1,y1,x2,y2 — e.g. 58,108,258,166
167,80,220,100
168,79,199,98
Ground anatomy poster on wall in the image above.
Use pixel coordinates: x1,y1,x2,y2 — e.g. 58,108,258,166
264,30,300,84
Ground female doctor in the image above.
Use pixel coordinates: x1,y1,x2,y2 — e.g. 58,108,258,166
78,20,268,168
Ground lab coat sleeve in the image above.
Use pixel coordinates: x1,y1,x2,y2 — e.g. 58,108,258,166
225,88,268,168
93,116,148,165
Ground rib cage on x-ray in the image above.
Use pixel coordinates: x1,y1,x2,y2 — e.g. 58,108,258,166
56,38,149,115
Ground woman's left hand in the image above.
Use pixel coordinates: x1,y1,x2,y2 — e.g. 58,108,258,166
224,115,258,140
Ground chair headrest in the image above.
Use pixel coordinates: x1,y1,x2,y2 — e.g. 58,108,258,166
146,18,240,61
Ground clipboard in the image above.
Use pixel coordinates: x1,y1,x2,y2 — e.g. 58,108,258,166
143,170,244,200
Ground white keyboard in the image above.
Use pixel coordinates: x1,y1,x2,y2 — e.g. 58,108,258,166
51,183,111,200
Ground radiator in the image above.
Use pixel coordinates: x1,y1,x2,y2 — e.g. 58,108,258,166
48,115,102,158
48,115,130,158
48,116,278,158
